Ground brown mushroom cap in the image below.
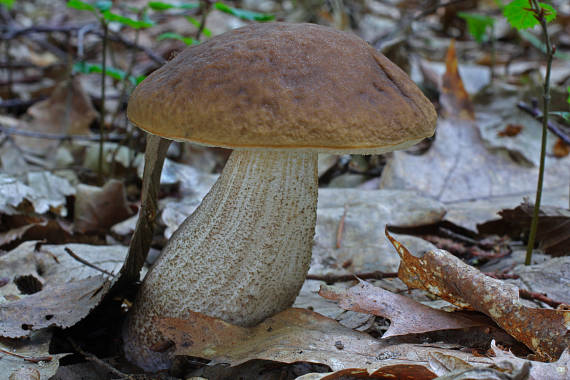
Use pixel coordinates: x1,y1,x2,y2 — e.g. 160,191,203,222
128,22,436,153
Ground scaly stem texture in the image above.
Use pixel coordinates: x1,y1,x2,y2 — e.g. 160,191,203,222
525,0,553,265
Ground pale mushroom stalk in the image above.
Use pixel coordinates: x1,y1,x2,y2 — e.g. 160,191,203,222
124,150,318,369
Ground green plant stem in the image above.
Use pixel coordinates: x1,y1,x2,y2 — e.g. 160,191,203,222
525,1,553,266
98,21,108,184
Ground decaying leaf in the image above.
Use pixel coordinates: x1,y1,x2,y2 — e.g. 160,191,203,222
497,124,524,137
297,365,438,379
0,330,68,380
385,229,570,361
0,275,111,338
479,201,570,257
15,77,97,154
441,39,475,120
74,180,133,234
553,139,570,158
156,308,384,371
0,172,75,217
318,280,491,338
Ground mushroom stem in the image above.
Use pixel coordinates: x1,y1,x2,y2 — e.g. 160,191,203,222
124,150,318,371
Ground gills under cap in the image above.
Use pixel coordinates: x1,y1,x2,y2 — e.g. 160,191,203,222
127,22,437,153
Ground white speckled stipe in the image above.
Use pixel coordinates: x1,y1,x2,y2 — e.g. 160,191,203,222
123,150,318,371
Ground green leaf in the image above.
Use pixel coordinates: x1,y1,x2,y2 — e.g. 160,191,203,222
157,32,199,45
213,2,274,21
148,1,199,10
186,16,212,37
0,0,15,9
102,10,154,28
503,0,556,30
567,86,570,104
73,62,145,85
458,12,495,43
67,0,96,12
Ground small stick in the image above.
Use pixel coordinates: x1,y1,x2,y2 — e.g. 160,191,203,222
518,289,562,308
516,101,570,146
307,271,398,283
64,247,116,277
336,204,348,249
68,338,133,380
0,124,126,141
0,347,52,363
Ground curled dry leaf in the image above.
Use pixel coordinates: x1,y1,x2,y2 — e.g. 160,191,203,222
318,280,491,338
0,275,111,338
440,39,475,120
385,228,570,361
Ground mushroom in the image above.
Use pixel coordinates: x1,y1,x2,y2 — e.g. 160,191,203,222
123,22,437,371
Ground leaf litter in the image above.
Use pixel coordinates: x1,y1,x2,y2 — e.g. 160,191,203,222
384,228,570,361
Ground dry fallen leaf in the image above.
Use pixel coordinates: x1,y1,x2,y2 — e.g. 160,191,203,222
385,228,570,361
441,39,475,120
318,280,491,338
553,138,570,158
479,201,570,257
15,77,97,154
0,275,111,338
497,124,524,137
156,308,384,371
74,180,133,234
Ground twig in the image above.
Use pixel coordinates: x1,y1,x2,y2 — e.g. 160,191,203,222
194,0,211,40
68,338,133,380
64,247,116,277
0,124,126,141
0,24,165,65
306,271,398,283
519,289,562,308
335,204,348,249
0,347,52,363
516,101,570,145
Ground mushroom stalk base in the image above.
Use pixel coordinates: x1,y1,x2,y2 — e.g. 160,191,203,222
123,150,318,371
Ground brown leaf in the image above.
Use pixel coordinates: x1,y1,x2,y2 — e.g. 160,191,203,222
316,365,437,379
385,228,570,361
479,201,570,257
74,180,133,234
553,138,570,158
318,280,491,338
440,39,475,120
0,275,111,338
15,78,97,154
497,124,524,137
156,308,385,371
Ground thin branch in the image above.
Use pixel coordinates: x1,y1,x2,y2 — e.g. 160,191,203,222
0,24,166,65
516,101,570,145
0,124,126,141
68,338,133,380
64,247,116,277
306,271,398,283
0,347,53,363
519,289,563,308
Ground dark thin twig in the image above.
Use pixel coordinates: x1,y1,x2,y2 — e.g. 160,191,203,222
335,204,348,249
0,347,53,363
0,124,126,141
516,101,570,145
68,338,133,380
519,289,562,308
0,24,165,65
64,247,116,277
306,271,398,283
